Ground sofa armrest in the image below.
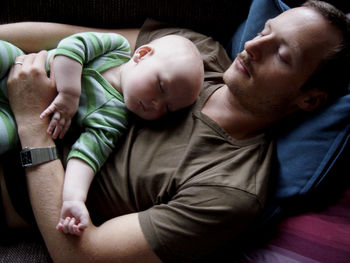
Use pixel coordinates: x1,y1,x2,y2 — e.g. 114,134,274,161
1,0,252,46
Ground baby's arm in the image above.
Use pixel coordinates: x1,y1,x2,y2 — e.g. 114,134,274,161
57,158,94,236
41,32,130,140
40,55,82,139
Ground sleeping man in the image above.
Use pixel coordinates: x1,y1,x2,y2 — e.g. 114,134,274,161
1,0,349,262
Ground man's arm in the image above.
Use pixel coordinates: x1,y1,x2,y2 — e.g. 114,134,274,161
7,51,160,262
0,22,139,53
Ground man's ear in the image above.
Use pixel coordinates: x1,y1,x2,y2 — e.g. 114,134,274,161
132,45,153,63
298,90,328,112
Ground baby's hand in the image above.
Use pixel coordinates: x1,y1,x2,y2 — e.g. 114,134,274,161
40,91,79,139
56,200,89,236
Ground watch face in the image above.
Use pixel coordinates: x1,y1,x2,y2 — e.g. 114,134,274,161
21,150,32,166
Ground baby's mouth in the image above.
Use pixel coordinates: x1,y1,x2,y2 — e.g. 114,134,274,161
139,100,147,111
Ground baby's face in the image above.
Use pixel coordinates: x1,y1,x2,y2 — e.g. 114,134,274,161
122,54,201,120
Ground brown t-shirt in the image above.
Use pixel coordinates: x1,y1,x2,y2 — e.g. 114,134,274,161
86,19,274,263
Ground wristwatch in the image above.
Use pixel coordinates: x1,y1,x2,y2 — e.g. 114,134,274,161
20,146,58,168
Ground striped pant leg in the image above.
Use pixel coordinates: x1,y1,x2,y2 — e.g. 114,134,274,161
0,100,18,155
0,40,24,154
0,40,24,79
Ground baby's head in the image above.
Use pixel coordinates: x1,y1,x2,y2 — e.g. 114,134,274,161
121,35,204,120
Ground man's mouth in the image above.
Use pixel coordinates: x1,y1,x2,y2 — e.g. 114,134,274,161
236,53,252,77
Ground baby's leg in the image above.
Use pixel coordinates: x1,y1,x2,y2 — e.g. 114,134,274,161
0,40,24,79
0,102,18,155
0,40,24,154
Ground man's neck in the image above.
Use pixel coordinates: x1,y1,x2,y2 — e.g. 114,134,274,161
201,86,273,140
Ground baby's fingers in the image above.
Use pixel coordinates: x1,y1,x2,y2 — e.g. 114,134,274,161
49,112,64,139
47,111,60,135
40,104,56,120
77,222,87,232
72,225,83,236
56,217,71,234
68,217,77,235
59,119,71,139
67,217,83,236
56,217,66,230
56,221,64,231
61,217,72,234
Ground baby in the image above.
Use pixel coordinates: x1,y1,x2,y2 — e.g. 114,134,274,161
0,32,203,235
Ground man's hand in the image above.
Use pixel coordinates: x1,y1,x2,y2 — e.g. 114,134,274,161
7,50,57,133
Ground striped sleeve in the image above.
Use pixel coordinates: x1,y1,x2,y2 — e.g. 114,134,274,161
67,97,129,172
54,32,131,68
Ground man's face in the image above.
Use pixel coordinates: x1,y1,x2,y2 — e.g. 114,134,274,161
223,7,342,118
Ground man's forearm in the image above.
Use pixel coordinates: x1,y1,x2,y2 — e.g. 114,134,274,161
0,22,78,52
14,97,70,260
7,50,78,261
0,22,139,53
16,106,158,263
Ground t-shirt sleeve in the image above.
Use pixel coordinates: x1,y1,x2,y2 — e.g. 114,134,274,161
139,185,261,263
137,19,232,76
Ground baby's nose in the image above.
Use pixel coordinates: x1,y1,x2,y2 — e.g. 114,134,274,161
151,100,162,111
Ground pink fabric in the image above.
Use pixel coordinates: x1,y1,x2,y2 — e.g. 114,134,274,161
244,187,350,263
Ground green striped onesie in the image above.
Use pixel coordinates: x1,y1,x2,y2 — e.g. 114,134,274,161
0,32,131,172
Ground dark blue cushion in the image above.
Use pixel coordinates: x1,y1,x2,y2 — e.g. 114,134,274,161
226,0,350,207
275,87,350,199
227,0,289,59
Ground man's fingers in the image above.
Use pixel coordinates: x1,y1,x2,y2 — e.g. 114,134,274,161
21,53,36,67
32,50,48,69
8,55,26,81
8,52,46,84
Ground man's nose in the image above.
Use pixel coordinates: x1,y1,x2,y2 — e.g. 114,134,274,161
244,36,270,61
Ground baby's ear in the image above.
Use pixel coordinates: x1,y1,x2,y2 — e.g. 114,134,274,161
133,45,153,63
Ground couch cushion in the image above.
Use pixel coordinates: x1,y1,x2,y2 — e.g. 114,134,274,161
227,0,289,58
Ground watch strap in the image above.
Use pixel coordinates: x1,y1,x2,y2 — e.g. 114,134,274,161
20,146,58,168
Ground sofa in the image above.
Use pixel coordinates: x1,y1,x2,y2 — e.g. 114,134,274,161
1,0,350,262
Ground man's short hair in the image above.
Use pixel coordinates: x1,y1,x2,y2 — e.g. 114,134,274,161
301,0,350,101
